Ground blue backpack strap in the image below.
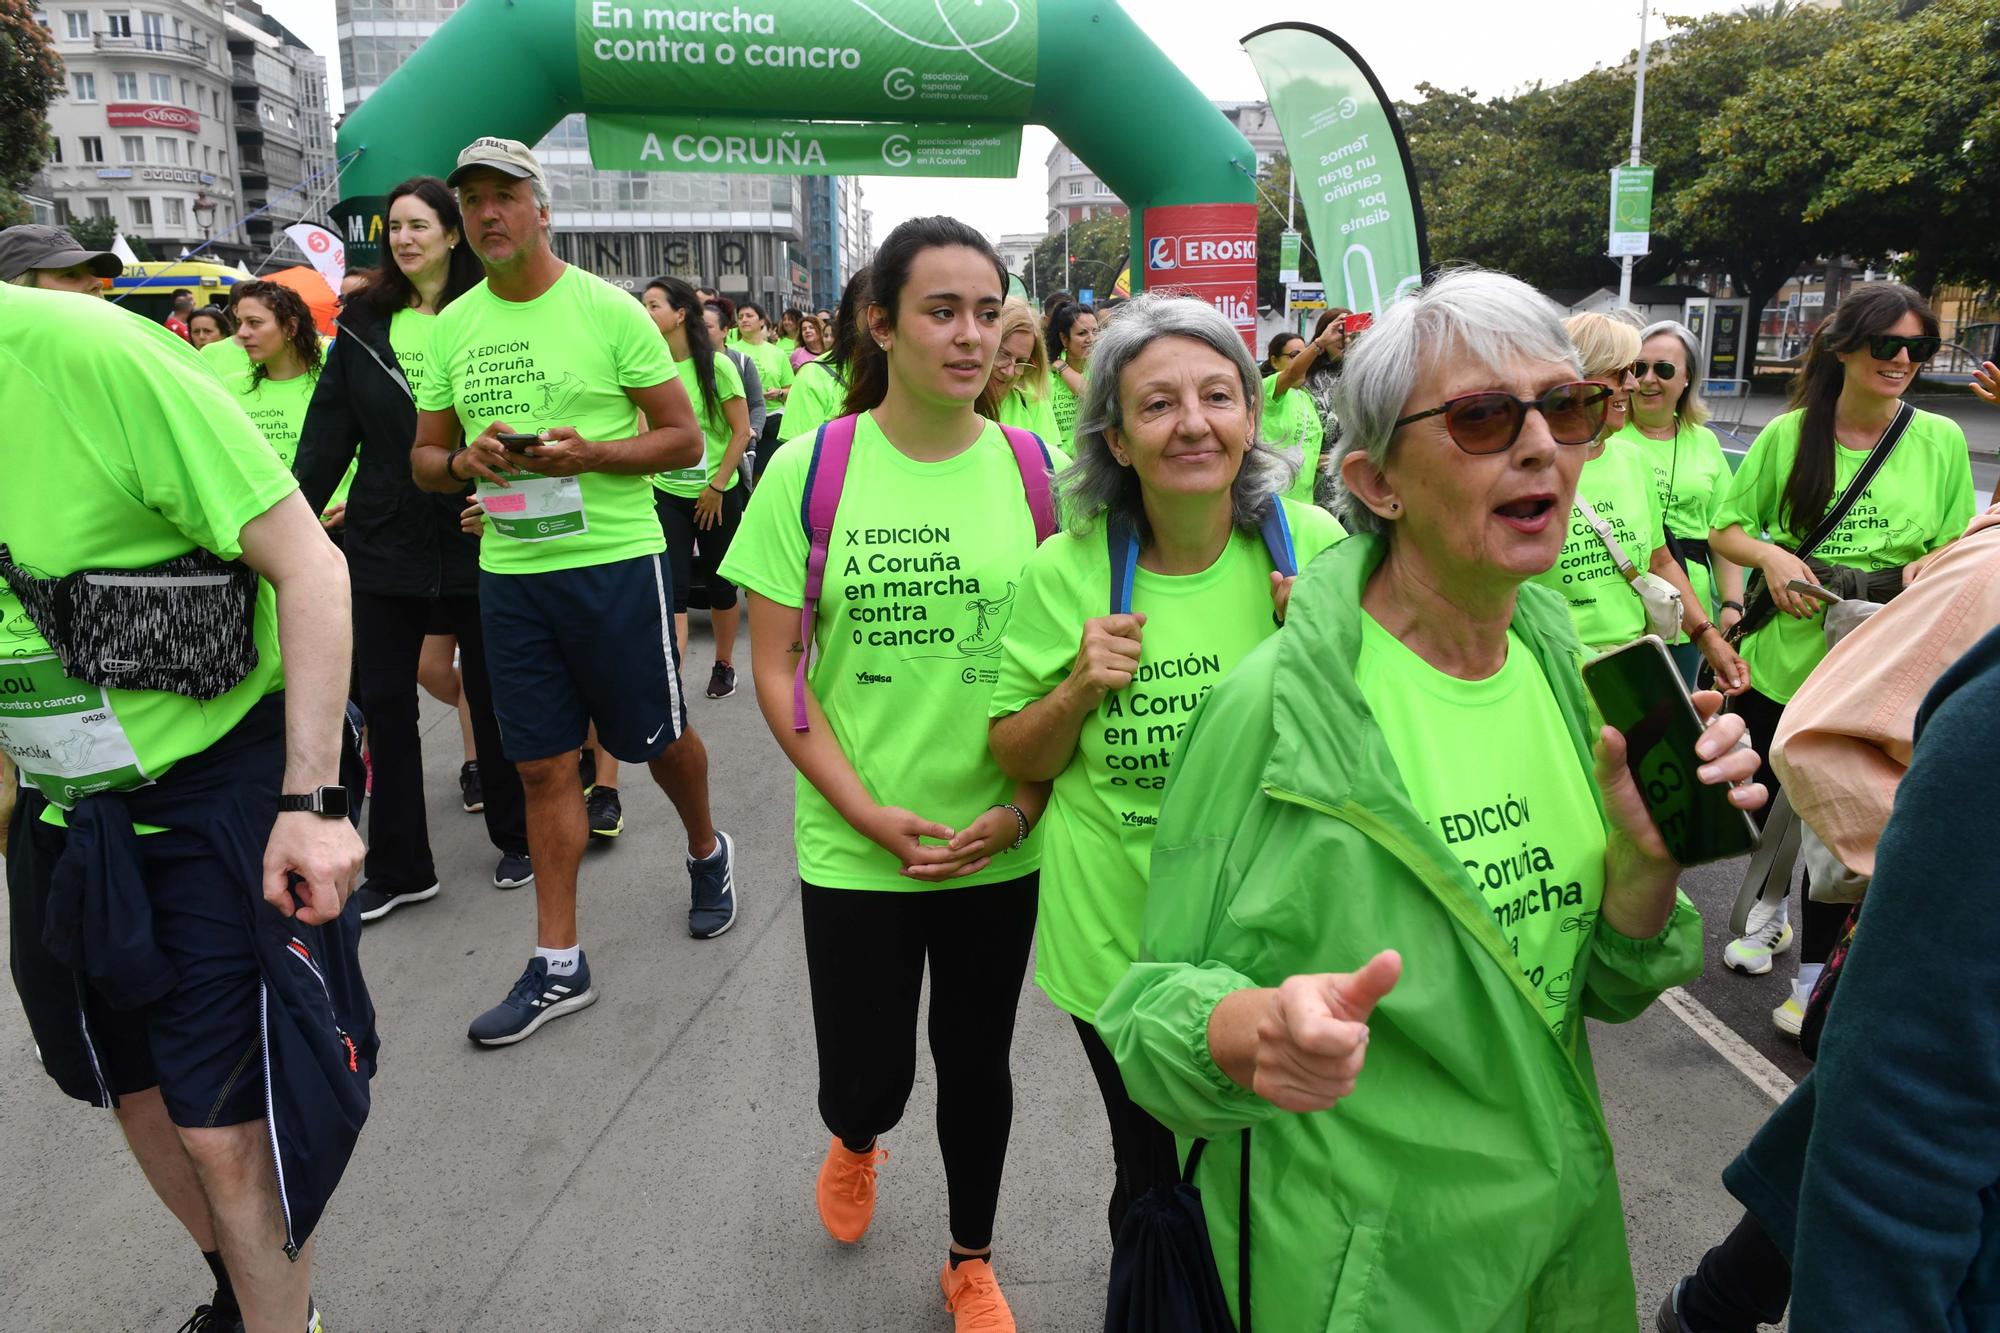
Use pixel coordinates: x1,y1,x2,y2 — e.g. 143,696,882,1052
1107,517,1140,617
1259,498,1299,580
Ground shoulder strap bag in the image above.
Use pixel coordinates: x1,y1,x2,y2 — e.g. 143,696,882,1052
1574,497,1684,640
1103,1129,1251,1333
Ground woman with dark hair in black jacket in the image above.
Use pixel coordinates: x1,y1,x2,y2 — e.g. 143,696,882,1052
296,175,531,921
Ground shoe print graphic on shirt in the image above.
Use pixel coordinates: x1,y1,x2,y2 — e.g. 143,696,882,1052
954,582,1019,658
530,370,586,424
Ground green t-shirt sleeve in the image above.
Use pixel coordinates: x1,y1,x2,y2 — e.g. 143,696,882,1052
1713,417,1789,539
779,362,837,442
1934,424,1977,550
715,439,810,607
415,311,458,413
769,346,795,393
107,339,300,557
608,288,674,389
1696,427,1733,528
989,536,1088,720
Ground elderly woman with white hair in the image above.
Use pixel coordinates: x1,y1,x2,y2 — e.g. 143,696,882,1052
987,293,1344,1240
1614,320,1745,684
1097,269,1766,1331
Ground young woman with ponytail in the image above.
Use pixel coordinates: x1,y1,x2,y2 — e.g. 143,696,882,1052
721,216,1063,1333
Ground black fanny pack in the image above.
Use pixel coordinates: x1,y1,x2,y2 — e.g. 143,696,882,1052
0,544,260,701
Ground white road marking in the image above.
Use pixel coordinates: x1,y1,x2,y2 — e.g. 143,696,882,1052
1657,985,1797,1105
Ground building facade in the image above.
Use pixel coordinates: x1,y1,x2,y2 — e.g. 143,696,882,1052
226,0,336,266
335,0,866,310
1045,99,1287,235
33,0,251,263
994,232,1040,278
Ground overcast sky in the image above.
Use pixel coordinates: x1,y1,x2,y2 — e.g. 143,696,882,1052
264,0,1743,238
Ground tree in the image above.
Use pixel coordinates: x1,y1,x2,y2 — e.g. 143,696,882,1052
0,0,64,227
1028,211,1127,310
1253,155,1321,311
67,215,118,250
1679,0,2000,295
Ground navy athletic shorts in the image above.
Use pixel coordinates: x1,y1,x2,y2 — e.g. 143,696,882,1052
479,552,689,765
8,730,288,1127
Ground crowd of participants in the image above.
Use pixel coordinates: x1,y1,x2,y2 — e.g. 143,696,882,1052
3,130,2000,1333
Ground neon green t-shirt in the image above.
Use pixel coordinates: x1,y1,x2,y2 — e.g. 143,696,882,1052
201,334,252,380
989,501,1345,1019
229,369,318,469
719,414,1068,891
776,336,798,359
1713,406,1975,703
996,382,1063,447
653,351,746,498
1612,419,1732,624
0,282,292,811
1049,372,1083,449
1262,374,1324,506
388,307,434,400
1356,614,1607,1036
779,358,846,443
416,265,673,575
1528,435,1664,653
738,337,793,406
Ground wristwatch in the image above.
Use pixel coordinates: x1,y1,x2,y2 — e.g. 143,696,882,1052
279,786,351,819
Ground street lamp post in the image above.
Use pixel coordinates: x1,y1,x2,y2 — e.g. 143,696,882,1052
193,192,217,247
1616,4,1651,309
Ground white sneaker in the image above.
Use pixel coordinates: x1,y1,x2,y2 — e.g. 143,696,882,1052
1773,978,1812,1038
1724,896,1794,975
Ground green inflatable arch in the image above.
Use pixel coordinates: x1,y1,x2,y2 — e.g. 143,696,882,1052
334,0,1260,336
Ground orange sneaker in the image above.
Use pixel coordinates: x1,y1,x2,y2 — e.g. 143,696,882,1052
940,1256,1016,1332
815,1137,887,1243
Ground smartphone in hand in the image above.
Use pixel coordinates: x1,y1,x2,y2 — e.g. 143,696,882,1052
1583,636,1760,867
1787,578,1840,605
495,431,541,457
1341,312,1374,335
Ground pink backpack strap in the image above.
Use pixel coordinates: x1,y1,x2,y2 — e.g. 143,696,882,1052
793,414,860,733
998,424,1059,543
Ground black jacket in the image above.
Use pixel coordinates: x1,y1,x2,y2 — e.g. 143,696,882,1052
296,301,481,599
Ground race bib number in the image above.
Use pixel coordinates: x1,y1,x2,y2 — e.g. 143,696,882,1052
477,472,589,542
0,654,149,807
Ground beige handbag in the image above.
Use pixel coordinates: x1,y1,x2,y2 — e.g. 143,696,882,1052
1574,497,1684,640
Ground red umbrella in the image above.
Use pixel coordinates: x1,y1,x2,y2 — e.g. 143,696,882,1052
263,265,339,336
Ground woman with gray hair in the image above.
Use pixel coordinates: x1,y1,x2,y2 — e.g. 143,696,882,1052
987,292,1343,1239
1096,269,1765,1331
1616,320,1745,685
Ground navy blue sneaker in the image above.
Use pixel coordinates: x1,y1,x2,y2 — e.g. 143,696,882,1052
492,851,534,890
688,830,737,939
467,955,596,1047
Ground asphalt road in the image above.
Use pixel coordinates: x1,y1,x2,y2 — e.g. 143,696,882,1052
3,621,1801,1333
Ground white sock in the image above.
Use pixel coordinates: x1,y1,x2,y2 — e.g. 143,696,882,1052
1794,962,1824,1003
536,945,581,977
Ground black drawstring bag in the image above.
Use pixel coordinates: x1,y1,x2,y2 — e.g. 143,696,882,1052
1104,1131,1251,1333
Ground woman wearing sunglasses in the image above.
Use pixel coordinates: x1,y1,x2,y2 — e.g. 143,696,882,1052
1531,315,1749,691
1709,283,1975,1030
1616,322,1746,685
1098,269,1765,1332
984,297,1063,445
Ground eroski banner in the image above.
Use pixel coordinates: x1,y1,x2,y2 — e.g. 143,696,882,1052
1242,23,1429,315
577,0,1038,117
589,115,1022,177
1142,203,1258,348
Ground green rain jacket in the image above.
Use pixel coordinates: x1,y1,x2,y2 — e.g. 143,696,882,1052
1098,535,1702,1333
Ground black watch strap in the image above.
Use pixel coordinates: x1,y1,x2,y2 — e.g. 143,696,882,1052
279,786,351,819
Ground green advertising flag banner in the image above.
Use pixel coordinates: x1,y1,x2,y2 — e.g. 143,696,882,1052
1608,165,1655,257
1242,23,1429,315
1278,228,1301,282
577,0,1038,117
588,114,1023,177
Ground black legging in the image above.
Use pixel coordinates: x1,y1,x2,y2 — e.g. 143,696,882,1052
800,874,1037,1251
1073,1014,1181,1240
1681,1211,1792,1329
352,592,526,890
1727,686,1848,963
